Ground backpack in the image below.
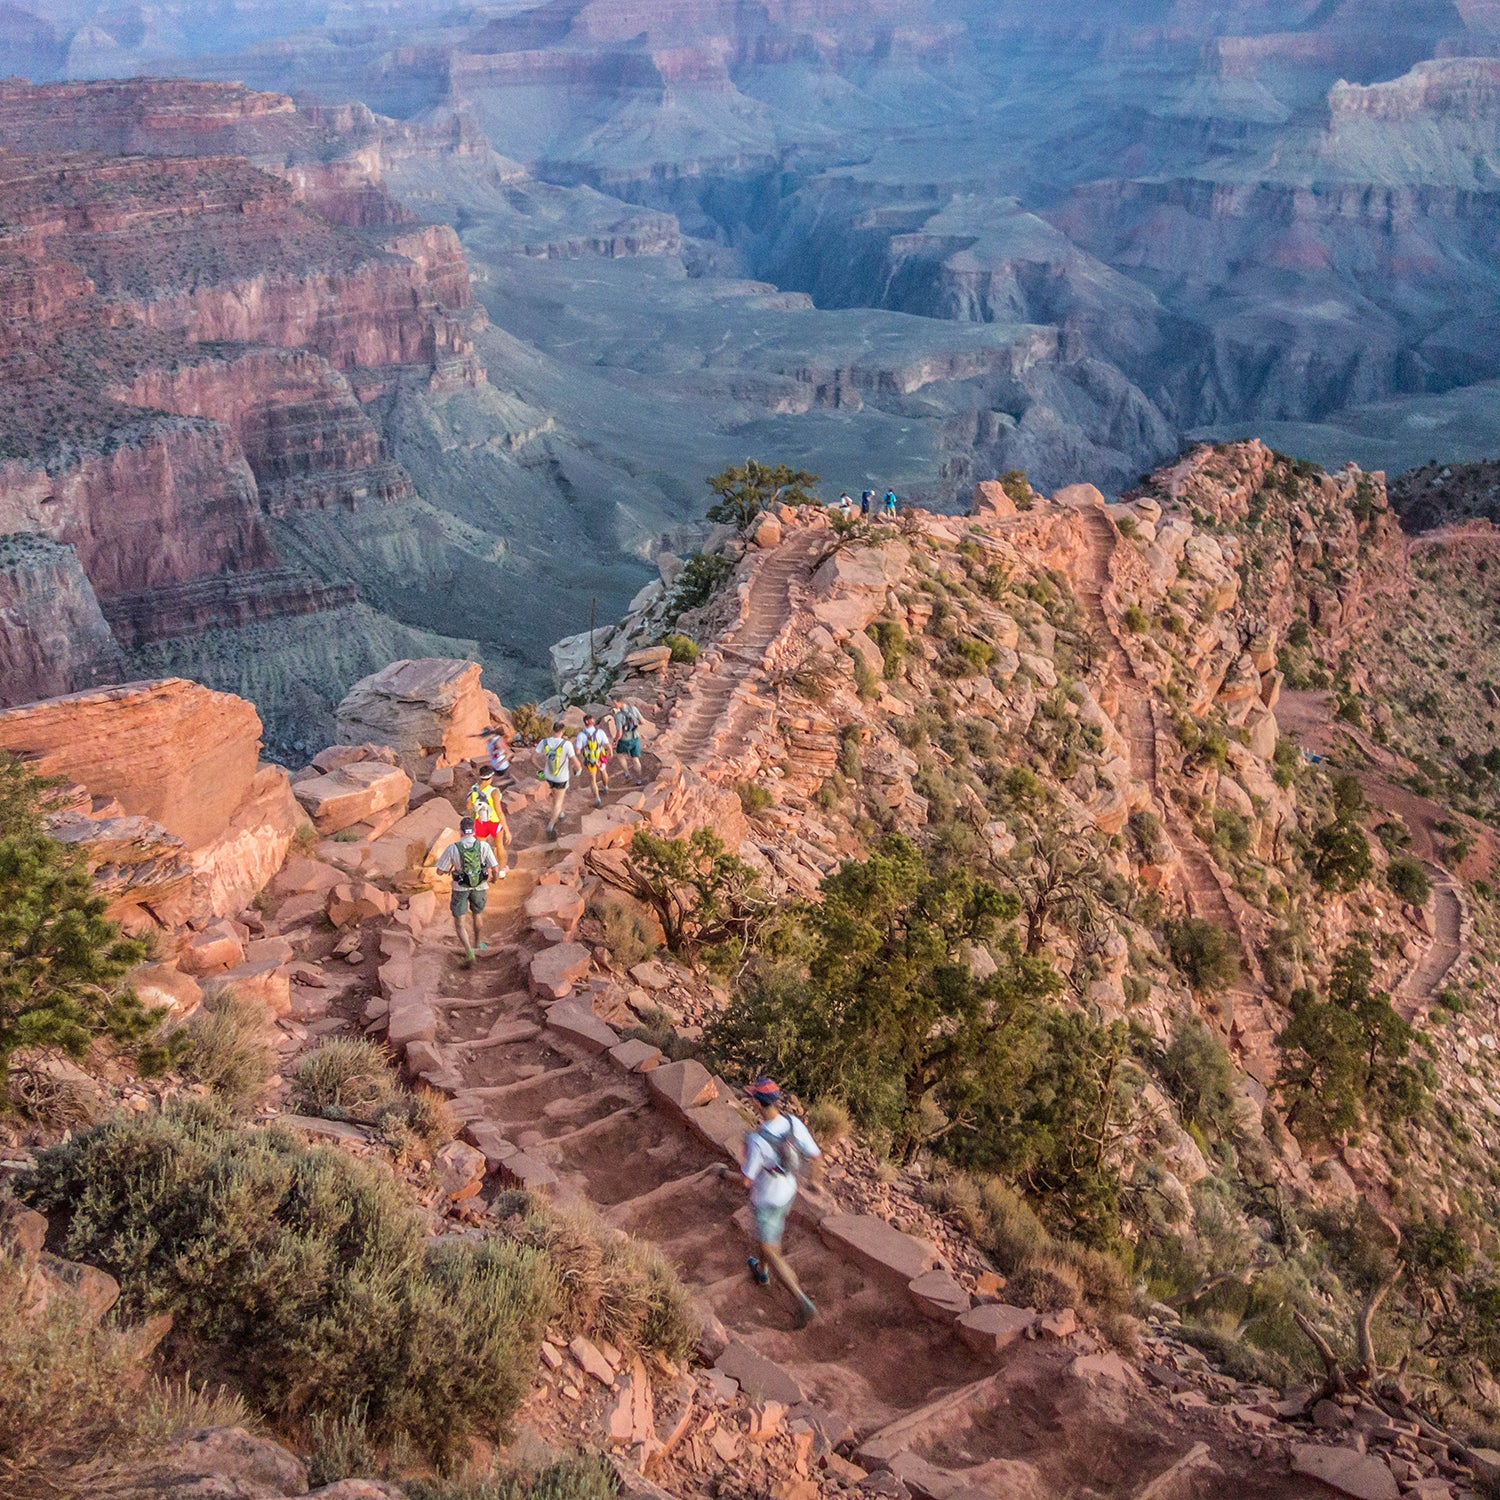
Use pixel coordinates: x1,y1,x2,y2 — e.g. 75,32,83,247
541,737,570,779
469,783,500,820
754,1118,809,1180
614,704,641,736
456,837,487,888
580,730,609,769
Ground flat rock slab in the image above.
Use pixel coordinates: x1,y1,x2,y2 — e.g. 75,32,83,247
294,761,411,836
715,1340,804,1407
957,1303,1035,1357
647,1058,718,1117
908,1270,971,1322
819,1213,940,1288
546,1000,620,1055
498,1149,561,1192
683,1097,753,1161
386,993,437,1048
1290,1444,1400,1500
529,942,592,1000
610,1038,663,1072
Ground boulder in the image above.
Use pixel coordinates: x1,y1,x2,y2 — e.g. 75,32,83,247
610,1038,663,1072
336,658,498,771
132,962,202,1021
150,1426,308,1498
48,811,197,928
178,920,245,976
190,765,313,921
0,678,260,849
647,1058,719,1117
1037,1308,1077,1339
750,511,783,548
0,1199,46,1255
546,1000,621,1054
715,1341,805,1407
201,953,291,1018
327,880,399,929
908,1270,971,1322
818,1214,940,1288
529,942,592,1000
365,798,463,881
36,1252,121,1321
434,1139,487,1198
294,761,412,836
526,883,587,940
956,1304,1035,1356
1289,1444,1400,1500
1053,483,1106,509
311,743,401,773
971,480,1017,518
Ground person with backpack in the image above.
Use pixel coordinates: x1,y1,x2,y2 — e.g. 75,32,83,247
435,815,499,962
860,490,872,517
484,727,515,786
609,692,646,785
883,489,898,518
534,723,582,839
466,765,511,872
738,1077,822,1328
838,492,854,520
574,713,613,806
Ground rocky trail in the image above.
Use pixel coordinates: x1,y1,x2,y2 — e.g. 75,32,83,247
656,528,821,773
1277,689,1467,1016
370,761,1305,1499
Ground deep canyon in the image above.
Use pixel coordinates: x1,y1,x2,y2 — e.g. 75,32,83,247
6,1,1500,745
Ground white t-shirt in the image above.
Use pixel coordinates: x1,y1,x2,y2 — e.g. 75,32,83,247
575,726,610,755
742,1113,821,1209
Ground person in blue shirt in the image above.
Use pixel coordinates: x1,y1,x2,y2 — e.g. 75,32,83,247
860,490,872,517
883,490,898,517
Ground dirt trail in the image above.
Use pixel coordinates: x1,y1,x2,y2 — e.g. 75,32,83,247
658,530,820,771
1277,689,1465,1013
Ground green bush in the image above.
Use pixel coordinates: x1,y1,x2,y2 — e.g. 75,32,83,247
735,782,773,815
848,645,880,701
1158,1020,1236,1138
19,1104,555,1465
1386,856,1431,905
941,637,994,677
662,633,698,664
866,619,907,678
1165,918,1241,995
291,1040,455,1159
669,552,734,616
705,461,819,530
1308,817,1373,891
0,756,151,1086
1122,605,1148,633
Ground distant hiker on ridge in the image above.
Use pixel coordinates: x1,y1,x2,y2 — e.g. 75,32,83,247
860,489,872,517
838,492,854,519
883,489,898,517
733,1077,823,1328
466,764,511,873
609,692,646,786
535,721,583,839
436,815,498,963
575,712,613,806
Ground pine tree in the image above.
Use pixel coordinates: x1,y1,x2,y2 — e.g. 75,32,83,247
705,461,820,530
0,756,149,1084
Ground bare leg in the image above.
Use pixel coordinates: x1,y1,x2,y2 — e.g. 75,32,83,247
759,1240,808,1303
548,782,567,833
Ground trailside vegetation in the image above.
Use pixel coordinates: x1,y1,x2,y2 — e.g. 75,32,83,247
705,460,819,530
0,755,150,1087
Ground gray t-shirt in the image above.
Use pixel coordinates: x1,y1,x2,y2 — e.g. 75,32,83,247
436,836,499,886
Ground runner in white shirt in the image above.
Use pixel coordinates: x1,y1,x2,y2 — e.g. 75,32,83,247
738,1077,822,1327
534,726,582,839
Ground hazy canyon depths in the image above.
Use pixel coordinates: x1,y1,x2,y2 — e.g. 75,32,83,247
10,5,1500,744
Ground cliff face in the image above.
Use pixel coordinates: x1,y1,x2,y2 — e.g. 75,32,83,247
0,79,484,712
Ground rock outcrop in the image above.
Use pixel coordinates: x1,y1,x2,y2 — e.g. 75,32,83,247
335,659,503,773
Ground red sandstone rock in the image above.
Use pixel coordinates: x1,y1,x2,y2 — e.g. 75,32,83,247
971,479,1017,517
956,1304,1036,1356
179,921,246,976
131,962,203,1020
647,1059,718,1116
0,679,260,848
190,766,311,920
335,659,498,770
528,942,592,1000
818,1214,940,1287
294,760,412,835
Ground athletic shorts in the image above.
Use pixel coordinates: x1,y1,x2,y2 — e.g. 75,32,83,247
617,735,641,758
449,884,488,917
753,1198,794,1249
544,778,569,792
474,819,500,840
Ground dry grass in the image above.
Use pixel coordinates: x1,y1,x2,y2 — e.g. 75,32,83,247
179,993,274,1106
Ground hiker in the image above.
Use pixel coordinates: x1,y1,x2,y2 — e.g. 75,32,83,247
609,692,646,785
435,815,498,962
860,489,872,517
575,712,613,806
736,1077,823,1328
484,726,515,786
466,765,511,872
534,722,582,838
838,492,854,520
883,489,898,518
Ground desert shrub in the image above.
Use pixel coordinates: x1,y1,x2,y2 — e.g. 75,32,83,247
510,703,552,745
998,470,1034,509
0,755,151,1086
1122,605,1147,633
867,619,907,678
592,897,661,970
179,993,275,1107
1165,918,1240,995
307,1404,379,1487
669,552,734,616
1386,856,1432,905
293,1038,402,1120
1129,810,1170,865
735,782,773,815
806,1097,852,1147
407,1455,618,1500
1158,1020,1236,1138
847,644,880,701
0,1248,251,1498
662,633,698,664
1307,817,1373,890
940,637,994,676
18,1104,554,1465
502,1196,699,1363
1006,1254,1083,1312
